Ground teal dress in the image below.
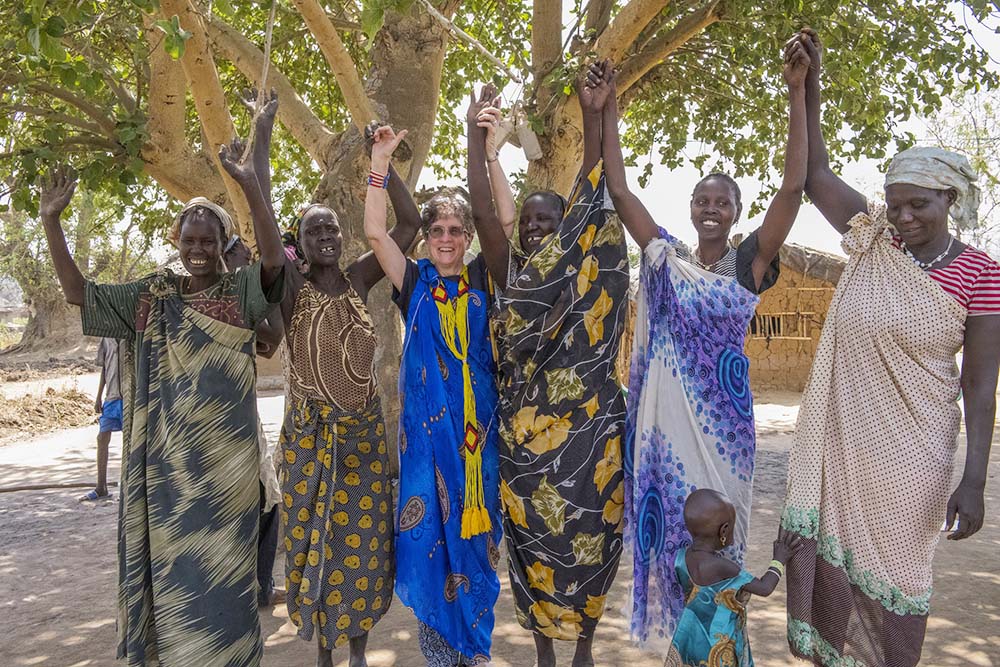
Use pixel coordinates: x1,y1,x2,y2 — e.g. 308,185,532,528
665,548,755,667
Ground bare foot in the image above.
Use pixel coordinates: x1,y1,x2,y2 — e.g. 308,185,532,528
268,588,286,606
349,632,369,667
533,633,556,667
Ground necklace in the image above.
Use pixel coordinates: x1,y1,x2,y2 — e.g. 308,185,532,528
901,236,954,270
692,245,733,272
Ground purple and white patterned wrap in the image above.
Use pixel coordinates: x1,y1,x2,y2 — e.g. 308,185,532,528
623,227,759,655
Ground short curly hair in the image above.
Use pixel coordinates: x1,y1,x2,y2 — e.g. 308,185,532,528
420,193,473,237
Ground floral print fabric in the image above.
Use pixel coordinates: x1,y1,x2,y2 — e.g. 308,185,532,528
624,230,760,655
498,162,628,640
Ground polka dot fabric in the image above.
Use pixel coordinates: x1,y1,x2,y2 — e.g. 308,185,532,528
782,203,967,666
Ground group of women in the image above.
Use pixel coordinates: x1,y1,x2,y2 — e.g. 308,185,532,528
37,27,998,667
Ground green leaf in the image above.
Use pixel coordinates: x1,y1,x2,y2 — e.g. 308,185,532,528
44,16,66,38
360,4,385,42
38,32,66,62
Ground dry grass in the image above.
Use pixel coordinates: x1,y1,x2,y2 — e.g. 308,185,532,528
0,386,95,443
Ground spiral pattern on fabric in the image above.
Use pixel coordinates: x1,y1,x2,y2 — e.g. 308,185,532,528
716,347,752,419
636,488,665,565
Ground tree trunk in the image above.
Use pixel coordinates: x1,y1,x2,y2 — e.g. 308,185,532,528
525,96,586,195
311,7,453,474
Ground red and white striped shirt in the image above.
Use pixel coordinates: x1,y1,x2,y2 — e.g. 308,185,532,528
892,237,1000,315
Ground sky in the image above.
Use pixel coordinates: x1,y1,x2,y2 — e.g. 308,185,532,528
446,2,1000,259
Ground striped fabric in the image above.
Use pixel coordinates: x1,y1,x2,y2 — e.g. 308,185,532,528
892,238,1000,315
83,264,280,667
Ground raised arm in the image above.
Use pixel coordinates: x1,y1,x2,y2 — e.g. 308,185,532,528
38,167,86,306
796,30,867,233
218,132,283,291
577,68,603,180
947,313,1000,540
240,89,277,220
363,126,410,291
480,106,517,237
467,85,514,289
749,37,810,290
589,62,660,249
350,122,424,293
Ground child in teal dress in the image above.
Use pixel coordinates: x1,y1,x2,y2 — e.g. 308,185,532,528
665,489,801,667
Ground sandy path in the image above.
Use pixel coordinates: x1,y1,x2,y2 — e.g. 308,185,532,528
0,390,997,666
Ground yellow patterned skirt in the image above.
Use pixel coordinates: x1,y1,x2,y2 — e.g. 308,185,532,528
279,395,395,648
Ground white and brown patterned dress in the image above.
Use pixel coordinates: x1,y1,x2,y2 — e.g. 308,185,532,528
279,281,395,650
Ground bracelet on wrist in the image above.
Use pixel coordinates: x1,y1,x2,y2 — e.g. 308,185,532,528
767,566,783,579
367,169,389,189
486,153,499,163
768,559,785,576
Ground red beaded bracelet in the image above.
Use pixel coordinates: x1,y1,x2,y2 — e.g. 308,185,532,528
367,170,389,189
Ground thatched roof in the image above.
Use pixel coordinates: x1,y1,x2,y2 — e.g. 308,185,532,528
778,243,845,284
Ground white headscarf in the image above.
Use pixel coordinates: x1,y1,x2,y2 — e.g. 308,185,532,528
172,197,235,242
884,147,981,230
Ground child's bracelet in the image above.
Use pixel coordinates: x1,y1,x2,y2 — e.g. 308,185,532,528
367,170,389,189
768,559,785,577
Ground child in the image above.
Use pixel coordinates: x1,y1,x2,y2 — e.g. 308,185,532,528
665,489,801,666
80,336,121,502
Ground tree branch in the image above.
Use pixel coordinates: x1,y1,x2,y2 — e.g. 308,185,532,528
25,80,118,135
204,12,338,167
617,0,721,93
532,0,563,78
9,104,106,136
143,15,190,164
289,0,377,130
419,0,523,83
584,0,614,38
64,39,138,114
594,0,671,63
159,0,252,235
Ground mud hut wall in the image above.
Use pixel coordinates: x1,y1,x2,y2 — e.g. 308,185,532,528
745,265,836,393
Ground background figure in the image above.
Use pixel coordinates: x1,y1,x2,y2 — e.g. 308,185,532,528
781,30,1000,667
223,234,285,608
79,336,121,502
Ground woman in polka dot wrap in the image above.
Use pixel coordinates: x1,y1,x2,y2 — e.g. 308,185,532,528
781,30,1000,667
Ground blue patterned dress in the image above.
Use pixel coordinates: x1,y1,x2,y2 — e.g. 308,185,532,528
624,229,776,654
665,548,754,667
393,257,503,664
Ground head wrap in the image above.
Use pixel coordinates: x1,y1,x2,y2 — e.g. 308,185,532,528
884,147,981,230
171,197,235,244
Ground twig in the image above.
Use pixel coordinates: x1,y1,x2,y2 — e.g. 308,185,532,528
417,0,523,83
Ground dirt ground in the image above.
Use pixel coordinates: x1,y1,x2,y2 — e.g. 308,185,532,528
0,381,997,667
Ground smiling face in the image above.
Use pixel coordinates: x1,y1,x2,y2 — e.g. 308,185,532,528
426,215,471,275
690,176,741,244
298,206,343,269
884,183,954,248
519,193,563,254
177,207,225,278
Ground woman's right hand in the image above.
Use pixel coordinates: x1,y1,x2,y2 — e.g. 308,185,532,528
798,28,821,86
39,166,78,220
466,83,500,127
772,526,803,564
218,138,256,186
370,125,409,167
476,106,502,158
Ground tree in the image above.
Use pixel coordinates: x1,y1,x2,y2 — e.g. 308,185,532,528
924,88,1000,255
1,0,997,423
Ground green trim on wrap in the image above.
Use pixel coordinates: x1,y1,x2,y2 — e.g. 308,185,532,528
781,506,932,616
788,619,869,667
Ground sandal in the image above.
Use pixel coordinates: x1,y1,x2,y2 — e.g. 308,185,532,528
79,489,112,502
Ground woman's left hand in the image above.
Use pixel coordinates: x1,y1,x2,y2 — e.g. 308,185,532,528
945,482,985,540
218,138,256,185
370,125,409,166
783,38,811,90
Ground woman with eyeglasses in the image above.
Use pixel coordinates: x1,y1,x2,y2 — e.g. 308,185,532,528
365,126,505,666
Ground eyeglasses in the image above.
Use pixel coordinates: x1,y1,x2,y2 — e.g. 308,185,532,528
427,226,468,239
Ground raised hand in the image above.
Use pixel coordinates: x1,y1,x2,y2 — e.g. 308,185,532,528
218,138,256,185
580,59,616,115
476,106,503,158
466,83,500,126
39,165,78,219
783,38,811,89
370,125,409,165
239,88,279,134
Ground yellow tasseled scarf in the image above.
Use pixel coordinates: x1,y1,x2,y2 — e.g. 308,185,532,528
432,266,491,539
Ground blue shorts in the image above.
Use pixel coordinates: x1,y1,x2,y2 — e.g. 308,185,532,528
99,399,123,433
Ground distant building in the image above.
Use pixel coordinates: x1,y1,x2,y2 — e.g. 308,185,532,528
745,243,845,392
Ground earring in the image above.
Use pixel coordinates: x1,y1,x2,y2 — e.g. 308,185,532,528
721,535,727,547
